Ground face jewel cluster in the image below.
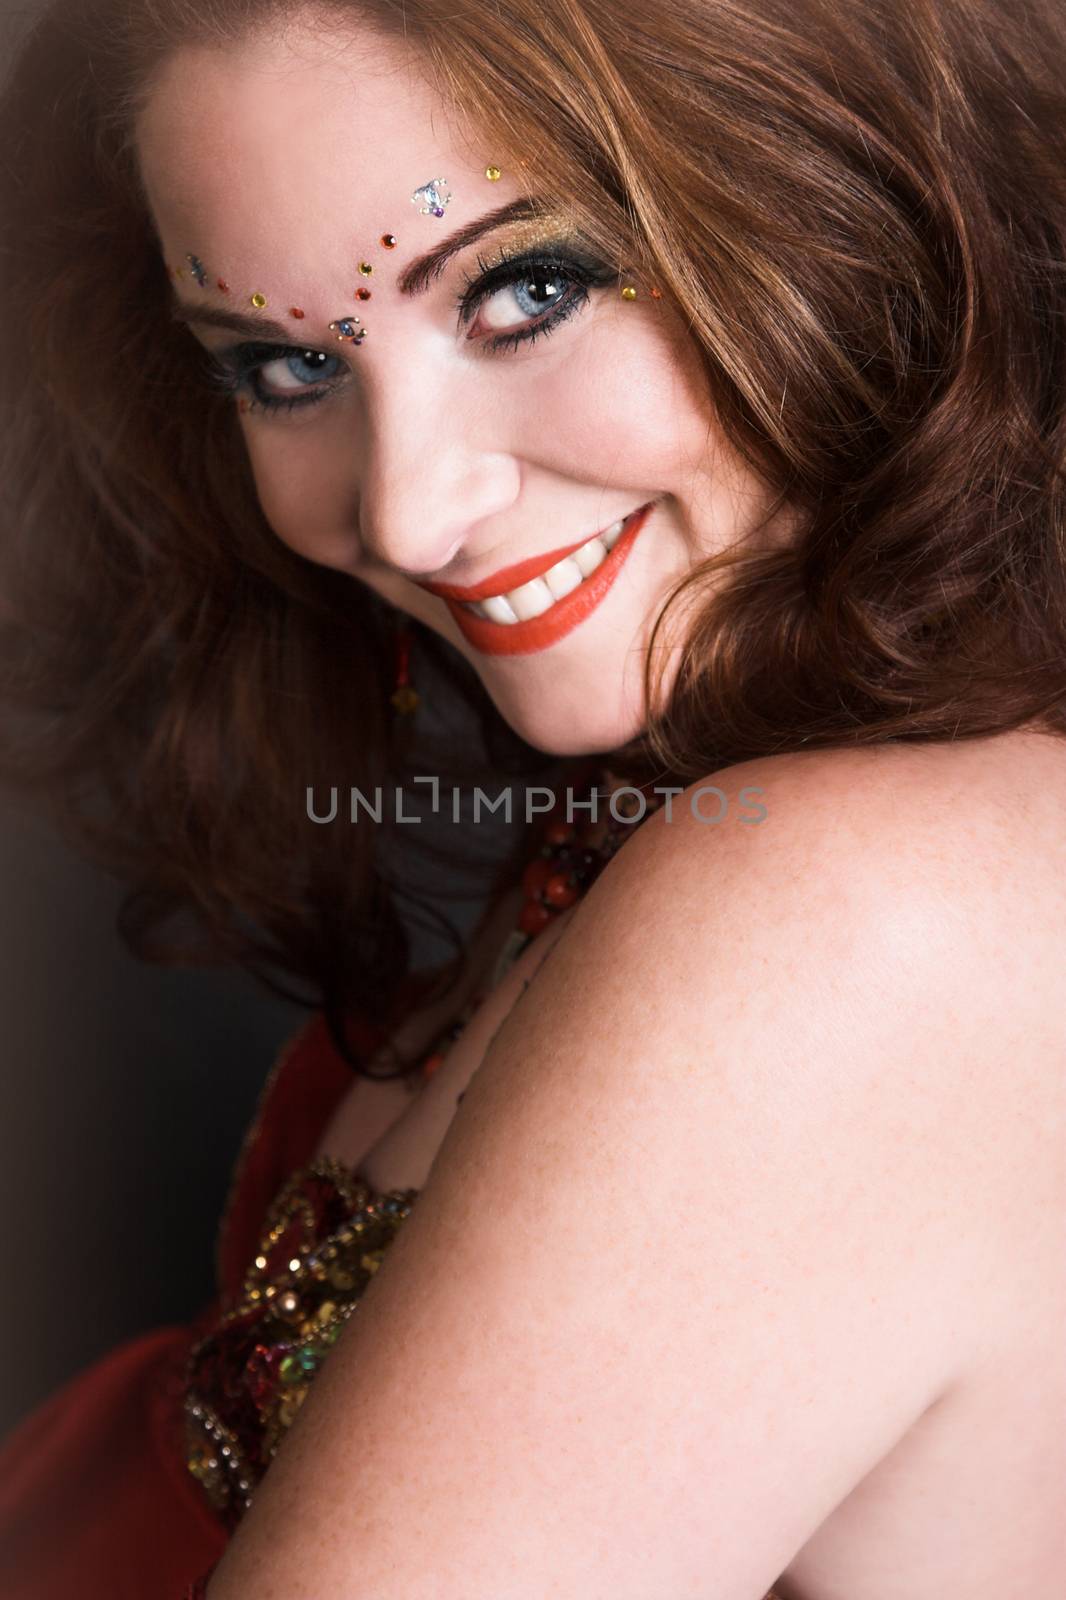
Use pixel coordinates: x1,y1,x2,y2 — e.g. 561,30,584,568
169,171,478,357
168,161,661,400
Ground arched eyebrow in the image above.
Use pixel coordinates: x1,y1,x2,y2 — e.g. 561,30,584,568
168,195,551,340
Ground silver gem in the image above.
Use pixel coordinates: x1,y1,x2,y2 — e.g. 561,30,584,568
410,177,451,215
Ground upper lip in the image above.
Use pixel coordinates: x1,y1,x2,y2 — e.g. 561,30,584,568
413,511,639,604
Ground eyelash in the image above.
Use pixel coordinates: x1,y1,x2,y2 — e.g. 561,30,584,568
201,246,619,418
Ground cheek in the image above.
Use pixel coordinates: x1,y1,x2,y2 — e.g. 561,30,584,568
525,312,714,485
245,429,359,571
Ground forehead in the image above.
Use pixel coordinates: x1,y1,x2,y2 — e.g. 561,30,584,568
135,16,496,277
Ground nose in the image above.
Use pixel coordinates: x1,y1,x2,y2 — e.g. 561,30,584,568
354,358,521,582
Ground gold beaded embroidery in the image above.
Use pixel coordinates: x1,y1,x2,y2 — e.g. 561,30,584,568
185,1157,418,1524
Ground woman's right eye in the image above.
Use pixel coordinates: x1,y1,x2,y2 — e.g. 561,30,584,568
255,348,345,394
203,344,347,414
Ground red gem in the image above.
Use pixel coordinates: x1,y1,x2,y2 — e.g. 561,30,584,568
217,279,230,292
544,873,578,908
356,288,371,300
521,856,553,898
518,900,552,936
544,819,574,847
421,1050,446,1079
290,307,305,318
246,1342,283,1408
381,234,397,248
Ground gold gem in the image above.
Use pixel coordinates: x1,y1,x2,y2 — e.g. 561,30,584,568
621,286,637,301
279,1386,309,1423
390,685,420,715
485,165,501,181
317,1299,338,1323
250,292,267,308
358,261,373,276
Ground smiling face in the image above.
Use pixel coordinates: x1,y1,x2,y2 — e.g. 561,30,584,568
136,9,795,755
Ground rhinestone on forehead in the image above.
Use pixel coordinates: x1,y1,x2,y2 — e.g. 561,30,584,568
329,317,366,345
411,177,451,218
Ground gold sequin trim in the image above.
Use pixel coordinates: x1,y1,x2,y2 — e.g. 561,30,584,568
186,1156,418,1522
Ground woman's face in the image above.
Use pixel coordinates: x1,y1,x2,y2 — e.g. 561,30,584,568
137,13,793,755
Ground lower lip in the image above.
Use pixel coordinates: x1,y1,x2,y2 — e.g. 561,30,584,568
443,502,654,658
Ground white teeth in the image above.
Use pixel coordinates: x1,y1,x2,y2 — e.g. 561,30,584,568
505,575,556,621
541,556,585,601
479,593,519,624
572,538,608,579
461,509,641,624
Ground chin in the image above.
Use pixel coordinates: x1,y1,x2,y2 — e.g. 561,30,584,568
482,684,646,760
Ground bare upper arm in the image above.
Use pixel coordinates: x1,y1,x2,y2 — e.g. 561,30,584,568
207,745,1021,1600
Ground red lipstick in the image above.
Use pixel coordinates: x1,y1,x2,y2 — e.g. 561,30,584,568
438,502,654,658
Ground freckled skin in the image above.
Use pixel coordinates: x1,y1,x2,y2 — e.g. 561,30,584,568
135,10,799,756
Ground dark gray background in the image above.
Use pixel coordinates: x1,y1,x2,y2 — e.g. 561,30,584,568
0,790,309,1435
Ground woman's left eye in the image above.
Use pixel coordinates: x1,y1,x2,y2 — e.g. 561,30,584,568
203,248,619,419
456,248,618,354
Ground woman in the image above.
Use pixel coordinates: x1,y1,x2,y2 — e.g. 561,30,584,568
0,0,1063,1593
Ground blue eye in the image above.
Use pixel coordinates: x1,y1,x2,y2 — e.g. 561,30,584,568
202,345,345,416
202,245,619,419
455,247,619,355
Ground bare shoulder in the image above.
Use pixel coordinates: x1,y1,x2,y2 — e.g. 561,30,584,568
592,724,1066,973
540,726,1066,1345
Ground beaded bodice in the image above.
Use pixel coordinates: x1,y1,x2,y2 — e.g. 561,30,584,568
183,767,667,1526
